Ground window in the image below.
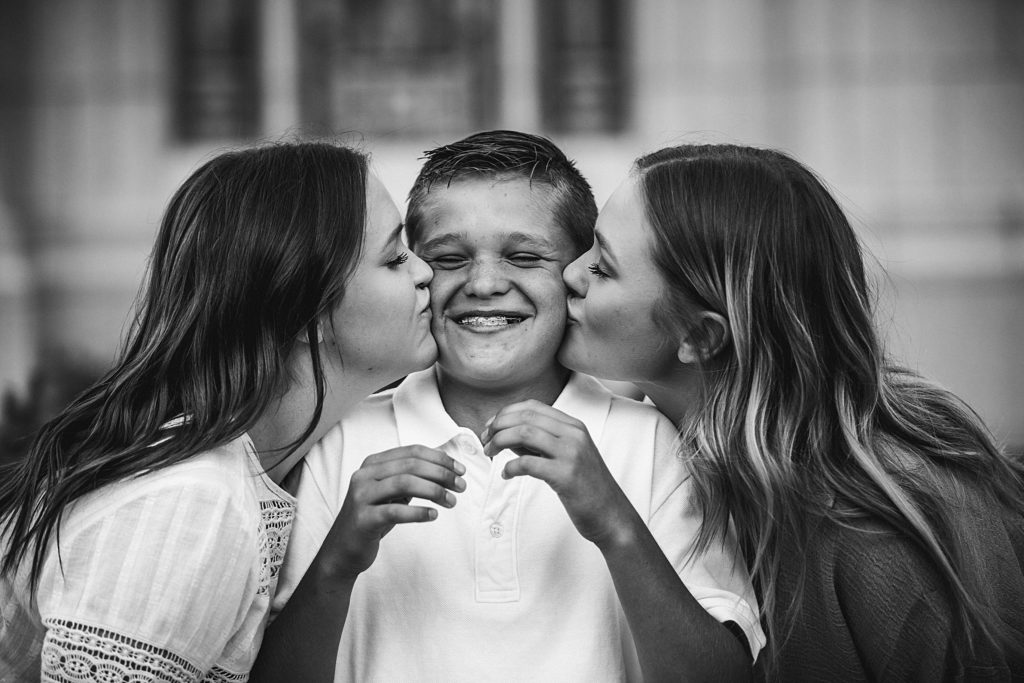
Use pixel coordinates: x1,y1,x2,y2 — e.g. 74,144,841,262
539,0,628,133
173,0,261,142
298,0,498,136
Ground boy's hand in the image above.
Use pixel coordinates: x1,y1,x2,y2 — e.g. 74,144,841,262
321,445,466,579
481,400,635,548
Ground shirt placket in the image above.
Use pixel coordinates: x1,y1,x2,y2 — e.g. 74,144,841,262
451,434,523,603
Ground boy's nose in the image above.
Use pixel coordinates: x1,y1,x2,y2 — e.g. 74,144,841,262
464,260,510,297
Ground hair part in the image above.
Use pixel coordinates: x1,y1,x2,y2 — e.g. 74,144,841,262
634,143,1024,669
0,140,370,590
405,129,597,254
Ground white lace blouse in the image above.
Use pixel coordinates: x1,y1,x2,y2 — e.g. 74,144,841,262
0,434,295,682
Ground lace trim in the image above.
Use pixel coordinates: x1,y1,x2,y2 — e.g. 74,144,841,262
206,666,249,683
256,499,294,597
39,619,251,682
41,618,201,682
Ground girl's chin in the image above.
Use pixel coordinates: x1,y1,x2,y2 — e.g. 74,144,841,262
556,343,594,377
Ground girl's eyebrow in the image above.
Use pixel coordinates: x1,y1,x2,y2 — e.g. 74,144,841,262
379,223,406,253
595,230,619,267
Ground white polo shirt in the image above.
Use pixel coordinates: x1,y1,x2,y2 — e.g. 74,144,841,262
274,368,763,682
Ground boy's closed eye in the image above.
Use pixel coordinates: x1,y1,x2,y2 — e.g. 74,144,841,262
506,252,545,266
422,253,469,269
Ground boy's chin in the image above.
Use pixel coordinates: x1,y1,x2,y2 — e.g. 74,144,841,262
437,355,555,388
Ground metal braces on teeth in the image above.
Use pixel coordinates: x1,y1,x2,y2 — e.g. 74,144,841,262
459,316,522,327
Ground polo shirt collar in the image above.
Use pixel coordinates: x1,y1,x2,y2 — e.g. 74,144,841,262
392,367,461,448
551,372,611,447
392,367,612,448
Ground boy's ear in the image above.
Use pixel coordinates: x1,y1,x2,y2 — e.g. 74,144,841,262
676,311,730,365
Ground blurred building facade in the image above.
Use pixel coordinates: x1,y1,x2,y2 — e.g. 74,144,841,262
0,0,1022,448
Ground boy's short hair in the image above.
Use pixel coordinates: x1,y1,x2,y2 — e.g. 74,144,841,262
405,130,597,254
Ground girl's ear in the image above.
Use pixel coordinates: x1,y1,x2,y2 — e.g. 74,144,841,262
296,319,326,346
676,311,731,364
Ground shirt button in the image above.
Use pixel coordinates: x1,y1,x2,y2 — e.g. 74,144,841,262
489,523,504,539
457,435,477,453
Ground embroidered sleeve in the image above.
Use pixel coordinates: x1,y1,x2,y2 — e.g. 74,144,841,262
36,476,261,681
41,618,203,682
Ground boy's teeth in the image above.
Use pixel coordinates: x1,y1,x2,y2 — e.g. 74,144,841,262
460,315,520,327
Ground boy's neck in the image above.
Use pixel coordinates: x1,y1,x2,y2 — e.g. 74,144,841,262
436,365,571,440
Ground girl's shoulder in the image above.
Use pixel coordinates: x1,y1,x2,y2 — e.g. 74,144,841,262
63,434,262,533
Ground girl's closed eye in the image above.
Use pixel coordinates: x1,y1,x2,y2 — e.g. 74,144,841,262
587,262,610,279
386,252,409,269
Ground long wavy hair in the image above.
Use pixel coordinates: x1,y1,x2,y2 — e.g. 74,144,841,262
0,140,368,589
634,144,1024,666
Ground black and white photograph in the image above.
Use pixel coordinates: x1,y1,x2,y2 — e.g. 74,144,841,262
1,1,1022,681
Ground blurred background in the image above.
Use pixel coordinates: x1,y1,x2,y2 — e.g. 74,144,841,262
1,0,1022,463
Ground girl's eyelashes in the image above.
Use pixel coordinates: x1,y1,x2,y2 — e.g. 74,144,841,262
587,262,610,279
386,252,410,269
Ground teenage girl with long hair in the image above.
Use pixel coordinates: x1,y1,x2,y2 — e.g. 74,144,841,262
504,143,1024,680
0,141,464,681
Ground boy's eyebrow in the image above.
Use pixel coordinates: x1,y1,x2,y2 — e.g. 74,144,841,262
415,231,560,252
416,232,468,252
503,232,558,252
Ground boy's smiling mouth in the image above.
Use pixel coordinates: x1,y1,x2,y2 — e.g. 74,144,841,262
453,312,528,330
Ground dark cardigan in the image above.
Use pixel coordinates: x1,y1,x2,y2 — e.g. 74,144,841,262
756,478,1024,682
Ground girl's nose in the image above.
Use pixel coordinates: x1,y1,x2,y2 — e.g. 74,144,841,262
410,250,433,288
563,247,594,298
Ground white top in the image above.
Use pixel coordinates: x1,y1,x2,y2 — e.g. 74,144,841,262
0,434,295,683
274,369,764,682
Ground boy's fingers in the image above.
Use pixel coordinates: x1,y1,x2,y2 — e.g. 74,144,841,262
366,458,466,492
501,455,557,482
485,425,562,458
483,410,570,445
364,445,465,476
369,504,439,527
371,475,458,509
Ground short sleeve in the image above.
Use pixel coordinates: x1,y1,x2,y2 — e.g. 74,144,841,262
271,424,345,617
646,415,767,661
36,476,260,681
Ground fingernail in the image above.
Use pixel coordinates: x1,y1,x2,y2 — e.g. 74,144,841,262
427,508,438,520
454,476,466,491
501,468,510,480
454,460,466,475
445,491,457,507
480,427,490,443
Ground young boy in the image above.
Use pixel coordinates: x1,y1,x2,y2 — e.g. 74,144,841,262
261,131,763,681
